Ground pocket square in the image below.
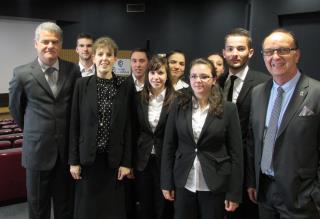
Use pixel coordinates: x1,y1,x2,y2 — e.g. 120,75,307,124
299,105,315,116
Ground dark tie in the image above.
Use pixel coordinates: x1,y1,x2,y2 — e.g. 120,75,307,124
261,86,284,174
227,75,238,101
45,67,58,97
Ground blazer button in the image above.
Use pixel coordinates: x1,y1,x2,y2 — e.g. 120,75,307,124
195,148,198,152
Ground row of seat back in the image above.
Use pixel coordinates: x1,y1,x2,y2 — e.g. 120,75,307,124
0,139,23,150
0,148,27,203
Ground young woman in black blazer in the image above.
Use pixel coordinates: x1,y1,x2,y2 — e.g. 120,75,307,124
69,37,131,219
161,58,243,219
133,55,176,219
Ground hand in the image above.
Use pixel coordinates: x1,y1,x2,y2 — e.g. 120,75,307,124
118,166,131,180
162,190,175,201
126,168,135,179
225,200,239,212
70,165,82,180
247,187,257,204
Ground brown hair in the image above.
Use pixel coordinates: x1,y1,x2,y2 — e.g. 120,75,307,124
141,55,176,108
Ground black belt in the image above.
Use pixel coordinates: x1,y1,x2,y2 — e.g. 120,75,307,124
261,173,275,181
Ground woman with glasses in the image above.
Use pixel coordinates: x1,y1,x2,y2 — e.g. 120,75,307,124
133,55,177,219
161,58,243,219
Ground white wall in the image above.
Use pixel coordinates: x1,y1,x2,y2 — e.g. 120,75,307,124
0,18,44,93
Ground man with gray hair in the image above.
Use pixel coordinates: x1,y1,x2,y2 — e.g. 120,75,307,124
9,21,80,219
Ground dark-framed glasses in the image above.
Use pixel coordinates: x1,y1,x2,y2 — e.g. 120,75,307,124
190,74,213,81
261,47,297,56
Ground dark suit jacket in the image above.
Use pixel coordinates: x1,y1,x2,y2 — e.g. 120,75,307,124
219,69,270,145
68,75,132,168
9,58,81,170
133,91,171,171
161,97,243,203
247,74,320,209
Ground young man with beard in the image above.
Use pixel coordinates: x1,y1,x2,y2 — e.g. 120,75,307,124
218,28,269,219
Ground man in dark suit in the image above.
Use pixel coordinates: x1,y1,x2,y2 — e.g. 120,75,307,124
219,28,269,219
125,48,149,219
247,29,320,219
9,22,80,219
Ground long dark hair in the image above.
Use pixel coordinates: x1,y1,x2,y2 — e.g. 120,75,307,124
185,58,224,116
141,55,176,108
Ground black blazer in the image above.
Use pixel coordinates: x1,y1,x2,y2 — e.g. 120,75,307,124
69,75,132,168
247,75,320,209
161,97,243,203
133,91,171,171
9,58,81,170
218,69,270,145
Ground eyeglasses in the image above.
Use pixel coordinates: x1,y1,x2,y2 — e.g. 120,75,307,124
190,74,213,81
261,48,297,56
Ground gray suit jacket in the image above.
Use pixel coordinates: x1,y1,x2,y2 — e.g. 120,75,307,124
9,58,81,170
247,74,320,209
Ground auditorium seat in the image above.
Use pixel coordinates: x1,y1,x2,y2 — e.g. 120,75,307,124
0,129,13,135
13,127,22,133
0,134,17,142
0,141,12,150
0,148,27,203
13,138,23,148
2,124,18,129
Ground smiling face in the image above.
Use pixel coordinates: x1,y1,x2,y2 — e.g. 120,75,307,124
223,35,253,73
93,46,116,76
35,30,62,66
190,63,215,100
148,65,167,93
168,52,186,82
262,32,300,85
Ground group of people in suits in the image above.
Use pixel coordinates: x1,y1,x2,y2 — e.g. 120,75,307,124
8,21,320,219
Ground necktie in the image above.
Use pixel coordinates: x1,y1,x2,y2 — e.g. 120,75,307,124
261,86,284,174
46,67,58,97
227,75,238,101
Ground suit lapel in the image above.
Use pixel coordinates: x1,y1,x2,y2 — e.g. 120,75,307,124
277,75,308,138
154,105,167,133
30,60,55,98
185,101,196,144
141,99,152,132
257,81,273,152
236,70,254,107
56,59,68,98
197,112,215,145
87,76,98,117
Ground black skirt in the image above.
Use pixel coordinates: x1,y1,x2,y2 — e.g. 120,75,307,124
74,153,126,219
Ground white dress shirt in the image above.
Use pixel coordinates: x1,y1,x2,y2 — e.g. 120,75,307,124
132,74,144,92
174,79,189,91
185,101,210,192
225,65,249,103
79,62,95,77
148,89,166,154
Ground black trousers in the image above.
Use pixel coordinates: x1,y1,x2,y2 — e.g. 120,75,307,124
26,158,74,219
258,174,319,219
174,187,225,219
135,156,173,219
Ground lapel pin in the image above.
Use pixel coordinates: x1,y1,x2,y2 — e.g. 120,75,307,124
299,91,304,96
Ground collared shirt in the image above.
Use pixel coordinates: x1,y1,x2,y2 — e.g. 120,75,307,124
38,58,59,83
79,62,95,77
132,74,144,92
185,101,210,192
174,79,189,91
224,65,249,103
263,71,301,175
148,89,166,154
